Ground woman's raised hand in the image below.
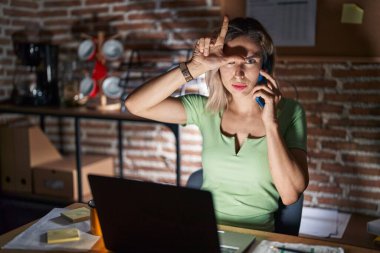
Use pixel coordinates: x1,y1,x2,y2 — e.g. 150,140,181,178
189,16,239,72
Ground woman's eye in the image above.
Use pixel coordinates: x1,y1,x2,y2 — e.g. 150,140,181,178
245,59,257,64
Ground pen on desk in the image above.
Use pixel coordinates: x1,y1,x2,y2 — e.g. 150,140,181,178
270,245,311,253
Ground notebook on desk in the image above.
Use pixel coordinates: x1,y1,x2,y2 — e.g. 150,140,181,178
88,174,255,253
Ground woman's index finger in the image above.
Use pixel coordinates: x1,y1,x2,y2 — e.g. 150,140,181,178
215,16,229,46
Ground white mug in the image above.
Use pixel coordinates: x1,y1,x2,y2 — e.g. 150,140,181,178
80,76,98,97
102,39,123,61
102,76,123,99
78,39,96,61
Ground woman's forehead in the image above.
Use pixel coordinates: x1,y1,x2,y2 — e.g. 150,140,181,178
224,35,261,57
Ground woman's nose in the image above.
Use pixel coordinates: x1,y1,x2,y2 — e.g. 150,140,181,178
234,64,245,79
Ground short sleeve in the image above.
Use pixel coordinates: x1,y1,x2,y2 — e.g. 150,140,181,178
180,94,207,126
281,100,307,152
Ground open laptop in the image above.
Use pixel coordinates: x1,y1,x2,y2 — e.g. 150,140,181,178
88,175,255,253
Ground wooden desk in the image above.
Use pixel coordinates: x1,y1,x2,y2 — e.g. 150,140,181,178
0,203,378,253
0,104,181,201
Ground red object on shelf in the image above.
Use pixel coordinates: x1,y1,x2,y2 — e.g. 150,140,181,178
92,60,107,81
88,78,99,98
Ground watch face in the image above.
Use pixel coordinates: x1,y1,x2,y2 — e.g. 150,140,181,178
78,39,96,61
102,39,123,61
102,76,123,99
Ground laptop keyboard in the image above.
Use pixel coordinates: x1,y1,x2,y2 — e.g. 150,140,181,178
220,246,239,253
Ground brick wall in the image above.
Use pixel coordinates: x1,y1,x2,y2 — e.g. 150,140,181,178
277,59,380,216
1,0,379,217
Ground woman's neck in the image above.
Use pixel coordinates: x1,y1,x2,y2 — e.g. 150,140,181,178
227,96,261,116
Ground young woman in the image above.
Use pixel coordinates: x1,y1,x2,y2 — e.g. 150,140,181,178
125,16,308,232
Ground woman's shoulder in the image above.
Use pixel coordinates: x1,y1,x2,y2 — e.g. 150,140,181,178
180,94,208,106
277,98,306,123
180,94,213,125
280,97,305,113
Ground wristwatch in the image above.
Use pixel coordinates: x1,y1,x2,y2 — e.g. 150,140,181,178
179,62,193,82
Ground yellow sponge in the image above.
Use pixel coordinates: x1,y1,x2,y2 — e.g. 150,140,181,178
47,228,80,244
61,207,90,223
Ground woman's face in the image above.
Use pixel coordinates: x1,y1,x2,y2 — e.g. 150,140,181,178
219,35,262,98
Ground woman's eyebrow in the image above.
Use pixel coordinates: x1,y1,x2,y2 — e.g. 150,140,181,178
245,53,261,59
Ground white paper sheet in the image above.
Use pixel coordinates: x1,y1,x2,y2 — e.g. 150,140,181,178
246,0,317,46
330,212,351,239
299,207,338,237
2,208,100,251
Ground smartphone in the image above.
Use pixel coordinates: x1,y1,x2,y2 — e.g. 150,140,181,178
257,73,267,85
256,73,266,108
256,56,273,108
255,96,265,108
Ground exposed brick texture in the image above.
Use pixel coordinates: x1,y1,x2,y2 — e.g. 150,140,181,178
0,0,380,217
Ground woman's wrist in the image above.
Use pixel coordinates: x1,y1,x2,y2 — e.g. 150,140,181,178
264,120,279,134
186,61,208,78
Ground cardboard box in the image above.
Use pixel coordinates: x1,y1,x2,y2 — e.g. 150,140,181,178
33,155,114,201
0,126,62,193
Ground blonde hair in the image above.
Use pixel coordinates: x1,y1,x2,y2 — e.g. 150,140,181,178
205,17,275,114
205,69,228,113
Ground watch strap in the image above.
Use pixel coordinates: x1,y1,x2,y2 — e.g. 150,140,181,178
179,62,193,82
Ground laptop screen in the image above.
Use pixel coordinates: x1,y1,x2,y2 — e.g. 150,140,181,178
88,174,221,253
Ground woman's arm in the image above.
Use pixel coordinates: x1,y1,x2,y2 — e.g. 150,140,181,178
265,124,308,205
125,63,205,124
252,71,308,205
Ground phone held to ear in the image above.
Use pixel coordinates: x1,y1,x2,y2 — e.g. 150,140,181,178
256,74,266,108
257,73,266,85
255,96,265,108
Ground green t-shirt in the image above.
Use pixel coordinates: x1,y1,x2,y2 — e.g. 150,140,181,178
181,94,307,232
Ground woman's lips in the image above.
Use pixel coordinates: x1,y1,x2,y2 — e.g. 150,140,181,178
232,83,247,91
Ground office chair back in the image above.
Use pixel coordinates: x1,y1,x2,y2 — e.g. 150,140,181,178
186,169,304,236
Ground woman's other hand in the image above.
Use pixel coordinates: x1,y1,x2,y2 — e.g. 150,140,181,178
252,70,282,128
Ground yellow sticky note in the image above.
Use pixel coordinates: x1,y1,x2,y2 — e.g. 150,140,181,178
341,3,364,24
47,228,80,244
61,207,90,223
375,236,380,244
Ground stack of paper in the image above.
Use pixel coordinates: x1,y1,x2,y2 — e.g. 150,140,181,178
61,207,90,223
2,208,99,251
299,207,351,238
47,228,80,244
